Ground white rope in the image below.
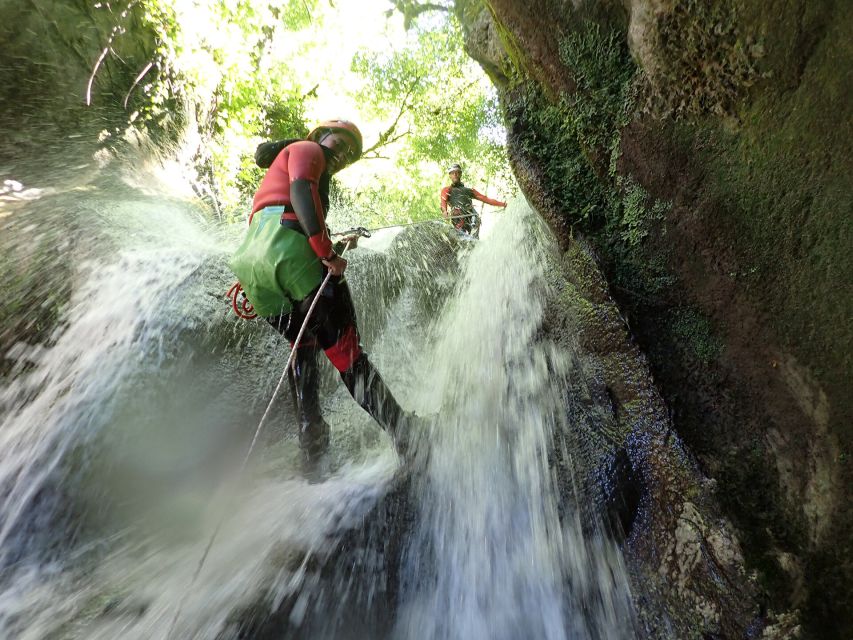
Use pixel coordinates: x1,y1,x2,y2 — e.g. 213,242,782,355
330,211,489,237
167,246,347,638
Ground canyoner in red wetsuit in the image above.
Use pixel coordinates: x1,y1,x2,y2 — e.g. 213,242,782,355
230,120,411,461
439,163,506,238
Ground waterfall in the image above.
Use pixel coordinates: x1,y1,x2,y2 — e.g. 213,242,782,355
394,208,636,640
0,180,635,639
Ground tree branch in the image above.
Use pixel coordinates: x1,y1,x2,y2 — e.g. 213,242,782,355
123,61,154,109
363,130,411,157
362,78,420,156
387,0,450,29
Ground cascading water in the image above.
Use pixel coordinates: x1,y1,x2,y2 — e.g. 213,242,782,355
394,210,636,640
0,172,636,639
0,177,400,640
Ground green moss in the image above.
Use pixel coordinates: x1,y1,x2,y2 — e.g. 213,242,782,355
617,178,669,247
564,241,609,303
558,21,637,165
694,10,853,429
669,307,723,366
642,0,763,118
503,22,677,311
476,2,530,83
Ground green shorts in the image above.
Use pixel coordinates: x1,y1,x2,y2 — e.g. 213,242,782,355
229,207,323,316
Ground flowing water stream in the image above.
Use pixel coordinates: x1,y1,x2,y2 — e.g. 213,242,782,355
0,170,636,639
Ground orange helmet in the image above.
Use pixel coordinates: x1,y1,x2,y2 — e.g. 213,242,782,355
308,119,363,162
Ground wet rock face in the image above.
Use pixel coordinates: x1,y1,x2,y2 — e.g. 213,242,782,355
623,0,762,117
219,476,415,640
455,1,511,85
544,239,762,638
456,0,852,636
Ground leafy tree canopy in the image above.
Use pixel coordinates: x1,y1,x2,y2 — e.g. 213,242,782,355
348,11,513,225
129,0,513,224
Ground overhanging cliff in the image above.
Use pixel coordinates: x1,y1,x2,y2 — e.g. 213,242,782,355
455,0,852,637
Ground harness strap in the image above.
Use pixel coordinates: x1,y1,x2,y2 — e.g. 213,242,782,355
280,218,304,234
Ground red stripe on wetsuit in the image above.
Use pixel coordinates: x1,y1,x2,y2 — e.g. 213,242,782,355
322,326,360,372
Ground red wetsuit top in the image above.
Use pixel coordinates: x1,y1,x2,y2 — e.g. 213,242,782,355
251,140,334,259
440,183,505,216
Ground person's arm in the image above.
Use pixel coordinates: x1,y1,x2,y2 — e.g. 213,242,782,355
440,186,450,218
471,188,506,208
287,141,346,275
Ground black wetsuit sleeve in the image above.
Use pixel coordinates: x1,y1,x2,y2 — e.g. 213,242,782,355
290,179,324,237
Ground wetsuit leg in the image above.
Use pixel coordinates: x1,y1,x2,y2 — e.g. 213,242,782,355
267,314,330,458
339,352,404,436
288,277,408,442
289,344,330,456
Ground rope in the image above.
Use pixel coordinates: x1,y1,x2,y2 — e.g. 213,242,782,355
168,247,348,638
330,211,487,237
226,282,257,319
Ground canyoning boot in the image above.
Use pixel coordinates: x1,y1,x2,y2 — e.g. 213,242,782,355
289,346,331,462
340,353,414,458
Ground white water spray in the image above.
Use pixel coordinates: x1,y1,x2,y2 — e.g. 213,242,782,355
0,187,635,639
395,205,636,640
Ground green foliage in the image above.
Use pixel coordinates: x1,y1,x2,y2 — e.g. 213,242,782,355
280,0,318,30
349,13,511,219
389,0,453,31
229,93,310,206
350,22,503,169
558,23,637,158
127,0,512,223
353,170,445,225
136,0,319,208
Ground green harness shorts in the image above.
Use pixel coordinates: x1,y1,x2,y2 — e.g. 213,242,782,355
230,206,323,316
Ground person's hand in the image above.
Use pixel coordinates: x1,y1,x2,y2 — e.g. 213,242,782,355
321,254,347,276
341,234,359,250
